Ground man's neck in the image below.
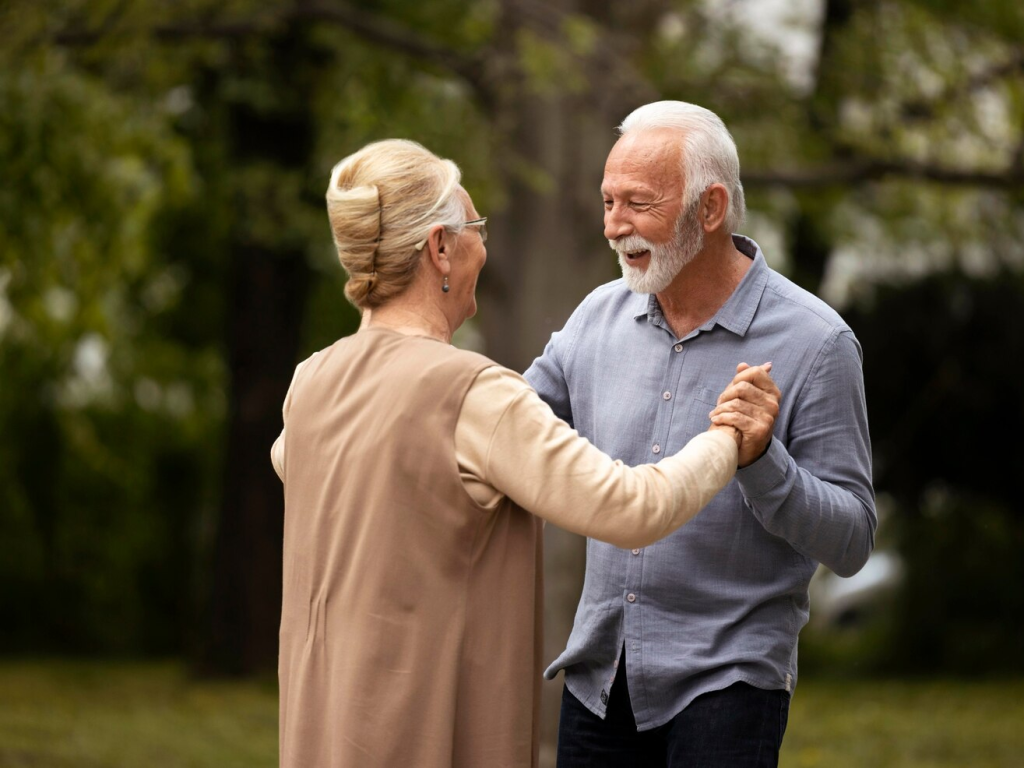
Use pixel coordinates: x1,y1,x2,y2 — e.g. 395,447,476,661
655,236,752,340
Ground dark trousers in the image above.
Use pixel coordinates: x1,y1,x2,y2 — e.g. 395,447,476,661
557,653,790,768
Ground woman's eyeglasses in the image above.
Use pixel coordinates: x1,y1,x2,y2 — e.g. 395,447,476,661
414,217,487,251
464,217,487,243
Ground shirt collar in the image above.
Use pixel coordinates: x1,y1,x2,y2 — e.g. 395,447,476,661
631,234,769,338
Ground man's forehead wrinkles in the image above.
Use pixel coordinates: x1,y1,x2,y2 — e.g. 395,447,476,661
606,151,683,198
602,183,661,202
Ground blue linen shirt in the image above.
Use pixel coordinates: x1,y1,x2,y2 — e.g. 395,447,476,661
524,235,876,730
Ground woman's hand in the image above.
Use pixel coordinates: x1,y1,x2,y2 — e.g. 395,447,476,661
709,362,781,467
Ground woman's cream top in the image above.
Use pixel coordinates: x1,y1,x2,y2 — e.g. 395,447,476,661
272,353,737,549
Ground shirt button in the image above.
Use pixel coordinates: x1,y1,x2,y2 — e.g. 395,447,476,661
674,344,683,352
627,593,637,603
662,391,672,400
652,444,661,454
631,548,640,555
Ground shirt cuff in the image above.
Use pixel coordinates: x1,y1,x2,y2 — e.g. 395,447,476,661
735,435,788,499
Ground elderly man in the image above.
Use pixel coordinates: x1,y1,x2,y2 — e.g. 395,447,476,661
525,101,876,767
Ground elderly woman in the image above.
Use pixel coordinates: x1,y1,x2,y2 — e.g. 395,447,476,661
271,139,779,768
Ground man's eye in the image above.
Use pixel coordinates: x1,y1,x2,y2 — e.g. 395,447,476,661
603,200,613,208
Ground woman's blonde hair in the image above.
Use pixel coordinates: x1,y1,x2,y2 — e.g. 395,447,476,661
325,139,465,309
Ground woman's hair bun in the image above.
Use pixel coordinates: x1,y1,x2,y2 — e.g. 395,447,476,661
343,270,378,306
325,139,465,310
325,184,381,258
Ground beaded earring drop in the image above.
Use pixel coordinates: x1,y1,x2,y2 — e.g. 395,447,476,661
442,276,450,293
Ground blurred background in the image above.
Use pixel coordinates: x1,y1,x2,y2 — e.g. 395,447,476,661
1,0,1022,766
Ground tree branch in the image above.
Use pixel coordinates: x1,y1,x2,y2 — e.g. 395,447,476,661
53,2,489,99
298,3,487,95
900,50,1024,122
743,160,1024,189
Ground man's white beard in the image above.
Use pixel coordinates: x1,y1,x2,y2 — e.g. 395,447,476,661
611,203,705,295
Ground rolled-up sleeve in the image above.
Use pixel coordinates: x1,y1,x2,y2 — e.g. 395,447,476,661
736,328,876,577
457,367,738,549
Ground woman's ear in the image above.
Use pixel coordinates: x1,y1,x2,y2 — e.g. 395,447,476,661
425,224,451,276
701,184,730,234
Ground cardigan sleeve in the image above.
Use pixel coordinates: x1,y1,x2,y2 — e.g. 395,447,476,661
456,366,738,548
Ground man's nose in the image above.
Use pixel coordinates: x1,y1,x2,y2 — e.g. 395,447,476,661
604,208,633,241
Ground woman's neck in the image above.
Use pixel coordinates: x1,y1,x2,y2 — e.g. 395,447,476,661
364,301,452,344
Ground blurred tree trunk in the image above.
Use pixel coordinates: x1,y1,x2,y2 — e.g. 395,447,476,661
789,0,858,296
478,1,666,750
200,25,317,674
206,243,309,673
483,87,614,749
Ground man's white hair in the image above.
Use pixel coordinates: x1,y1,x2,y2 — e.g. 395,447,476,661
618,101,745,232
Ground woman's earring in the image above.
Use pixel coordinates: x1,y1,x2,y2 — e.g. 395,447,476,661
442,276,450,293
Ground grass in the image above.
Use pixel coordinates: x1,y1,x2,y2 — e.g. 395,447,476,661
0,661,1022,767
0,660,277,768
781,677,1024,768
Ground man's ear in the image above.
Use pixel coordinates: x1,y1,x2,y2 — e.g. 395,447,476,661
425,225,451,276
700,184,730,234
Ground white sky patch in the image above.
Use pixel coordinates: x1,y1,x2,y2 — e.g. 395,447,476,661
164,382,195,417
163,85,194,116
43,286,78,323
135,377,162,411
59,332,115,407
741,211,789,274
703,0,824,92
73,333,110,384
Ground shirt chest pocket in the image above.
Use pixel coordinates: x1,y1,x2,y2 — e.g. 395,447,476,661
671,385,720,446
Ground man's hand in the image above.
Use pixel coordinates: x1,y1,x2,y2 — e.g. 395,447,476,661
709,362,781,467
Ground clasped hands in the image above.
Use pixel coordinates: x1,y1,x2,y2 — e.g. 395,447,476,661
708,363,781,468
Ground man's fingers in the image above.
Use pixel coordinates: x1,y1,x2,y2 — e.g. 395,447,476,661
741,370,781,402
717,380,776,403
737,365,777,391
710,398,767,420
718,363,779,404
715,383,781,415
736,361,771,374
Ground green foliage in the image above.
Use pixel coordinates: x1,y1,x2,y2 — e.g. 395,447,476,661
0,52,226,654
